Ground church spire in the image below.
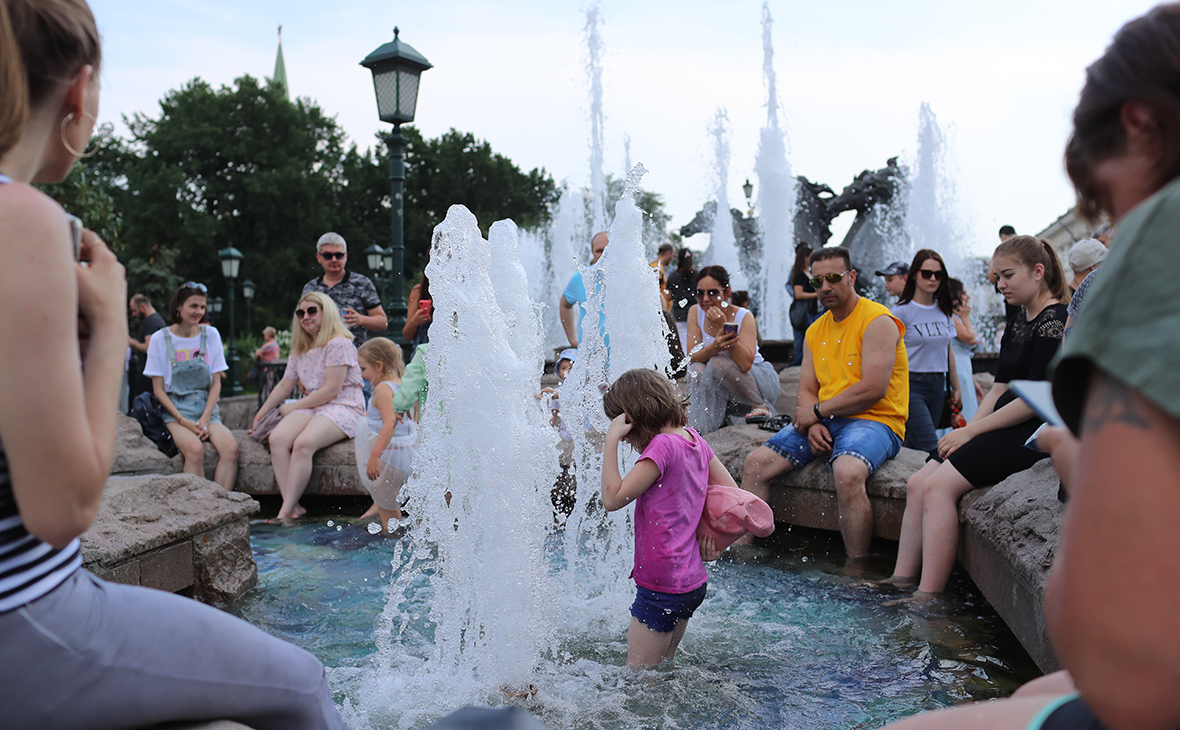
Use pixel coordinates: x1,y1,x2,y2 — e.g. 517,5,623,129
271,25,288,100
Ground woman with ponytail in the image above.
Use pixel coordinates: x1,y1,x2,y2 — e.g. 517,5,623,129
0,1,343,727
883,235,1067,596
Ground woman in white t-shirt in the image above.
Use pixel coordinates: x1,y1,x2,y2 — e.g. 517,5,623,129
890,250,960,455
144,283,238,489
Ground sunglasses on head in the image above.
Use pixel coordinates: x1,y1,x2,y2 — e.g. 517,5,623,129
295,305,320,319
319,251,346,260
809,271,849,288
918,269,947,281
695,288,723,299
182,281,208,293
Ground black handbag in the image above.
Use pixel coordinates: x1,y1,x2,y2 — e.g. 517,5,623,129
789,298,814,332
129,392,179,457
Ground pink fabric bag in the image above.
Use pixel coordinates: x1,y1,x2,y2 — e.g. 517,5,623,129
696,483,775,549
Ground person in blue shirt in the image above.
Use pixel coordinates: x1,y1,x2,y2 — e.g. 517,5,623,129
559,231,609,348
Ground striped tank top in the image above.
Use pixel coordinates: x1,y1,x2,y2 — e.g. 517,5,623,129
0,173,82,611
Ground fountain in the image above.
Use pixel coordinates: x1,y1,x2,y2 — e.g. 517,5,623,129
754,1,796,339
703,109,748,291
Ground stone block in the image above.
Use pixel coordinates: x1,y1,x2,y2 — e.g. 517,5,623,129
139,540,195,594
229,429,369,497
91,558,141,586
217,395,256,430
193,519,258,605
111,411,179,476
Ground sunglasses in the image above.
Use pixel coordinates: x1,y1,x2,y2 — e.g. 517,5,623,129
295,305,320,319
695,288,723,299
319,251,346,260
809,271,850,288
182,281,208,293
918,269,947,281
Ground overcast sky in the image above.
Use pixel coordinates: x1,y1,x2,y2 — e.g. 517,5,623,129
90,0,1155,255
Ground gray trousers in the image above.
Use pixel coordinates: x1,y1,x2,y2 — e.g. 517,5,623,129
688,354,781,434
0,570,345,730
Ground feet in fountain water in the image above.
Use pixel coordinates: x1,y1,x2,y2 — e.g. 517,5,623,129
883,591,947,615
858,575,918,590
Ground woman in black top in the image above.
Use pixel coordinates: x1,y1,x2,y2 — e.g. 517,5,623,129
788,243,819,366
886,235,1069,595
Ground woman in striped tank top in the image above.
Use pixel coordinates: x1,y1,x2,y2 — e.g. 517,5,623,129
0,2,343,728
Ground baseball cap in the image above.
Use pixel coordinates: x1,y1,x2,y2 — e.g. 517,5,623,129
874,261,908,277
1068,238,1107,272
557,348,577,364
697,484,776,550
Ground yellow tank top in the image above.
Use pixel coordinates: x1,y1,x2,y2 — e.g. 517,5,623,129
806,297,909,439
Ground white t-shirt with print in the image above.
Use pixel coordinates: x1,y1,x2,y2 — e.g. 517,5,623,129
143,325,228,392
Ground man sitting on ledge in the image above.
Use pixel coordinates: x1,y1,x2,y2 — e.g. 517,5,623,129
741,246,909,558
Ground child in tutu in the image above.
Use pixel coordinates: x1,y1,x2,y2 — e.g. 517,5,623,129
355,338,417,533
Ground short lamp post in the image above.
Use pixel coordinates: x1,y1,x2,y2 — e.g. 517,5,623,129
742,178,754,217
242,279,255,340
361,27,432,348
218,246,244,397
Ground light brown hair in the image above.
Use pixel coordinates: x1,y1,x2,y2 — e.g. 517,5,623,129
602,368,688,450
994,235,1069,303
357,337,405,380
0,0,101,158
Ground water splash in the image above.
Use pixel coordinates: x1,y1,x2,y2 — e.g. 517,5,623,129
350,205,561,723
755,1,796,339
705,109,746,288
584,4,608,235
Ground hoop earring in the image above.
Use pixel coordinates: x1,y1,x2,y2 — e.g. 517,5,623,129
61,112,100,159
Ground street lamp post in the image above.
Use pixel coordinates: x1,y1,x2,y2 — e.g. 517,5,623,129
218,246,244,397
361,27,432,349
742,178,754,217
242,279,255,340
365,243,390,302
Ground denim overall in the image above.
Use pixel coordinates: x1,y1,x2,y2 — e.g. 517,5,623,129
161,327,221,424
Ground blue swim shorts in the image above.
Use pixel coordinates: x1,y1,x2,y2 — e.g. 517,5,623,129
763,416,902,474
630,584,707,634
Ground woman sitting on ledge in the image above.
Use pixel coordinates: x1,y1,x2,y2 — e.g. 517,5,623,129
686,265,780,434
885,235,1068,597
254,292,365,520
145,282,239,490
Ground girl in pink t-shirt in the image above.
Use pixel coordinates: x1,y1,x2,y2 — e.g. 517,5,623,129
601,368,739,668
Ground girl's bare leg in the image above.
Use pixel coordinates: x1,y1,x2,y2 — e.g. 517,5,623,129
626,617,683,669
166,422,205,477
890,461,941,582
917,462,976,594
267,413,311,519
207,423,239,491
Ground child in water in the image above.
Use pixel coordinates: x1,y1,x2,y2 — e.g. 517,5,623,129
601,368,735,668
355,338,417,533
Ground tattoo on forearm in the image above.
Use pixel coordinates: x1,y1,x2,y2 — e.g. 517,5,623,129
1083,375,1150,435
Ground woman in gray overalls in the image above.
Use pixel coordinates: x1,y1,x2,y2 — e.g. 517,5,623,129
144,283,239,490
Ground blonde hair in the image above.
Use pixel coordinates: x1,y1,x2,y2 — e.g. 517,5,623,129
0,0,101,158
289,292,353,356
602,368,688,450
357,337,405,380
262,326,276,339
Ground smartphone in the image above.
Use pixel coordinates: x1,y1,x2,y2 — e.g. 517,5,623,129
419,299,433,314
722,323,739,336
66,214,83,262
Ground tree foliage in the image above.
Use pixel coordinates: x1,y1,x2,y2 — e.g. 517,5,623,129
38,74,560,330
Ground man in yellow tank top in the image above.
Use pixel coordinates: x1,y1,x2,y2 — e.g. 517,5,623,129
740,247,909,558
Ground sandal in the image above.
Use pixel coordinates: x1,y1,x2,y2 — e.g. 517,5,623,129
745,406,771,424
757,414,793,432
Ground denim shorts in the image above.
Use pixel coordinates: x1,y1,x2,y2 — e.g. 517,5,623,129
630,584,707,633
764,416,902,474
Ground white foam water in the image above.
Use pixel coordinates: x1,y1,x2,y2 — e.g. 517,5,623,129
705,109,746,289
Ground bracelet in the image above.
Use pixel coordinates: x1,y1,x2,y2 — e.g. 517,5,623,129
814,402,823,421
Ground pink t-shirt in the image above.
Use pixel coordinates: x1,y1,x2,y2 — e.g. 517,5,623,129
632,427,711,594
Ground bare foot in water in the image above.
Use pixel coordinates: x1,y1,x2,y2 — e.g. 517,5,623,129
359,502,380,521
862,575,918,590
882,590,939,608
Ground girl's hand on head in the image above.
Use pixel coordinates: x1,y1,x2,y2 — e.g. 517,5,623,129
606,413,633,443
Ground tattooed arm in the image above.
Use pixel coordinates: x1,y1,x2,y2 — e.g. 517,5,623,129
1044,370,1180,730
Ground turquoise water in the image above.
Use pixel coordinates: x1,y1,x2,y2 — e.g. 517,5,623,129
235,518,1039,730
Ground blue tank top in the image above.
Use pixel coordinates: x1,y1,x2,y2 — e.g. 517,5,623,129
0,173,83,611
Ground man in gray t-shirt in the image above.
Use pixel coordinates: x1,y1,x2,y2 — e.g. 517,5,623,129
300,232,387,344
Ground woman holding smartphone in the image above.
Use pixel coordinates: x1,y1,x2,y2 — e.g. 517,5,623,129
402,254,432,361
685,265,780,434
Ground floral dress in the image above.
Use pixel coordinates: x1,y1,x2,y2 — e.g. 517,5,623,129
283,337,365,437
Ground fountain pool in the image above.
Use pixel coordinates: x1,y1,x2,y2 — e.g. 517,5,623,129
236,519,1039,730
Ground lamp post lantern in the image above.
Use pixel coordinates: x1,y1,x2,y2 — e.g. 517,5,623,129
361,27,432,348
242,279,255,341
742,178,754,217
364,243,390,301
218,246,244,396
